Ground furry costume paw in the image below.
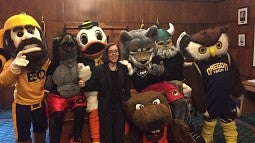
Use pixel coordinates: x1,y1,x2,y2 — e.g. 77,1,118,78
119,60,134,75
78,63,91,82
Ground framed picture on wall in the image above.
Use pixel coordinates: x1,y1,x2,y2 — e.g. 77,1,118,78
238,34,245,47
238,7,248,25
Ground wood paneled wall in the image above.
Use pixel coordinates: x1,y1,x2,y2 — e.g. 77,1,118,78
215,0,255,79
0,0,255,108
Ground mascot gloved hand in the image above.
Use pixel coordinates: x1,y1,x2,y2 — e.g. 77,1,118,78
10,51,29,74
119,60,134,76
147,61,165,76
178,26,246,143
78,63,91,87
76,20,107,143
0,13,49,143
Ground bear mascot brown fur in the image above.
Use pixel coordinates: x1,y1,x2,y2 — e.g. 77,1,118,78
123,91,195,143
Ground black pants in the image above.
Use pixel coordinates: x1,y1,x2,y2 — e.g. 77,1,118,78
99,105,125,143
50,106,86,143
14,101,47,142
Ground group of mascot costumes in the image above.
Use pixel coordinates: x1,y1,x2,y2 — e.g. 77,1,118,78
0,13,245,143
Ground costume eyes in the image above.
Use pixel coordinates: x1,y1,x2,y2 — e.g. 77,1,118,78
171,89,179,96
17,31,24,37
198,46,207,54
215,41,222,49
80,33,88,45
157,39,172,45
153,99,161,105
95,30,103,40
135,99,161,110
135,104,144,110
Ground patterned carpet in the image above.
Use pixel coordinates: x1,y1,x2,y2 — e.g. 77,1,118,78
0,110,255,143
190,112,255,143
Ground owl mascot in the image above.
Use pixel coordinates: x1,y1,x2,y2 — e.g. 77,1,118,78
0,13,50,143
76,20,107,143
177,26,246,143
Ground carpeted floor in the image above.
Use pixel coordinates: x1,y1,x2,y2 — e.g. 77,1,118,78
190,112,255,143
0,109,255,143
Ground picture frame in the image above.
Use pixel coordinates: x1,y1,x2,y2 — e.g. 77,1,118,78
238,34,245,47
238,7,248,25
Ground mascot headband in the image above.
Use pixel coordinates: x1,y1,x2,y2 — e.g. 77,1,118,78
4,13,41,31
0,13,41,47
78,20,98,30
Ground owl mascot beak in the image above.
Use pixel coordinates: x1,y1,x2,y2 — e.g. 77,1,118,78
208,46,217,57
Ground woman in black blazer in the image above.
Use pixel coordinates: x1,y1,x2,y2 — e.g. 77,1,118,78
84,43,131,143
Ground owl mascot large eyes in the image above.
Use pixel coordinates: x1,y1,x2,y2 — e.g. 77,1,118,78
76,20,107,143
0,13,50,143
177,26,246,143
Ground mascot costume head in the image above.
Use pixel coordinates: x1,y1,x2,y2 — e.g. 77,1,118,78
0,13,50,143
123,91,195,143
1,13,48,72
120,26,168,93
177,26,246,143
76,20,107,66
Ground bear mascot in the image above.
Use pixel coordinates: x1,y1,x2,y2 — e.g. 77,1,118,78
123,90,196,143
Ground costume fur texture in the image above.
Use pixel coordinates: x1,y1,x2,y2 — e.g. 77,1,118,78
123,91,195,143
46,33,90,97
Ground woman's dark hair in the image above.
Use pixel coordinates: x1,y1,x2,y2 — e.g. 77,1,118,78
101,43,123,63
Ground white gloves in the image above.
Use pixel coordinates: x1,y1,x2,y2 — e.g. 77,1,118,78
183,83,192,98
10,51,29,74
77,63,91,87
119,60,134,76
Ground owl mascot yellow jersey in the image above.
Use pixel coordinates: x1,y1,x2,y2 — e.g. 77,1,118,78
0,13,50,143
